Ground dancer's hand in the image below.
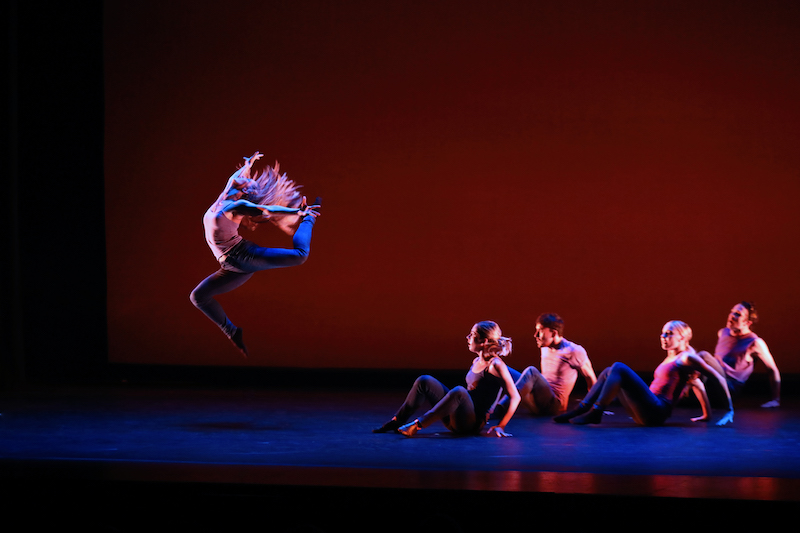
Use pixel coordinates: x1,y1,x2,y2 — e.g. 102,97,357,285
715,410,734,426
298,196,321,218
243,151,263,165
484,426,512,437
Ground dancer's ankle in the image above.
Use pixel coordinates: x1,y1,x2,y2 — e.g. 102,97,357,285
373,416,402,433
570,406,604,425
553,401,590,423
398,419,421,437
230,327,249,358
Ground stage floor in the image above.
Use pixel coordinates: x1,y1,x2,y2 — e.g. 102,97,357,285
1,381,798,531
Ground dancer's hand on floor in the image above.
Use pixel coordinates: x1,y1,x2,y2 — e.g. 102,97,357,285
484,426,512,437
715,410,734,426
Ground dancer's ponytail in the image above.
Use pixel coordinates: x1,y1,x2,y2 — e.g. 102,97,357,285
473,320,512,357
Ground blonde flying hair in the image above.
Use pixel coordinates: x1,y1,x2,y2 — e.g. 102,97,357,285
473,320,513,358
244,161,303,207
241,160,305,236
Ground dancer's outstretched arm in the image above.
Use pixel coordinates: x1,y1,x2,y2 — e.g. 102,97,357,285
485,359,520,437
579,358,598,390
222,197,320,218
750,338,781,407
682,353,734,426
687,378,712,422
220,151,264,199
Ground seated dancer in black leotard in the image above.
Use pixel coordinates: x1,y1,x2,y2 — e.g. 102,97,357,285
374,321,521,437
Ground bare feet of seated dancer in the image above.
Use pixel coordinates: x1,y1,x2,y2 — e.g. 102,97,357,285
189,151,320,357
554,321,735,427
373,321,521,438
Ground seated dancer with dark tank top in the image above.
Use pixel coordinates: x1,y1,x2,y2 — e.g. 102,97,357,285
697,302,781,408
373,321,521,437
554,321,735,427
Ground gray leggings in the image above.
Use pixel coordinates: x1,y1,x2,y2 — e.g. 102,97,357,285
189,217,314,338
586,363,672,426
514,366,560,415
394,375,482,434
493,366,559,417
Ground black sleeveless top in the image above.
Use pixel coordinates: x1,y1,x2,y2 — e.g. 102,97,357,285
465,360,506,419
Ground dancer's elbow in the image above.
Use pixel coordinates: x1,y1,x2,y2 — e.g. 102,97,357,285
293,250,310,265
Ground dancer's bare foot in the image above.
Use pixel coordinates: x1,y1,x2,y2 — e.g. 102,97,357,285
230,327,248,358
398,419,421,437
373,417,402,433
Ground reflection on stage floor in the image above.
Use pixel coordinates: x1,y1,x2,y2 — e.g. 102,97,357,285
1,378,797,532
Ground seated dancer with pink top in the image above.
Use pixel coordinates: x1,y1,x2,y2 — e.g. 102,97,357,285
493,313,597,419
554,320,734,427
190,151,320,357
373,321,521,437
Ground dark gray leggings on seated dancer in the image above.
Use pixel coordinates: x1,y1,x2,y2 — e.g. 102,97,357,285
394,375,481,434
584,363,672,426
190,216,314,338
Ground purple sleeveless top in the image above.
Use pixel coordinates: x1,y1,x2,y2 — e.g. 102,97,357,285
715,328,759,383
649,356,694,405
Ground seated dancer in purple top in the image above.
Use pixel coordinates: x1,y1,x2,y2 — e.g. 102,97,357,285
554,321,734,427
190,151,320,357
697,302,781,408
373,321,521,438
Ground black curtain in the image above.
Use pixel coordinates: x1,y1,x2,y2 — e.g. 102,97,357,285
4,1,106,388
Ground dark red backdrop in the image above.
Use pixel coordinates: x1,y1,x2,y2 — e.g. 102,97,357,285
104,1,800,373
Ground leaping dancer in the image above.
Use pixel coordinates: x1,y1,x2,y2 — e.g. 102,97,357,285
190,151,320,357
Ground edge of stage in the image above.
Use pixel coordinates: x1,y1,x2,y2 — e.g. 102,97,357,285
1,365,798,532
